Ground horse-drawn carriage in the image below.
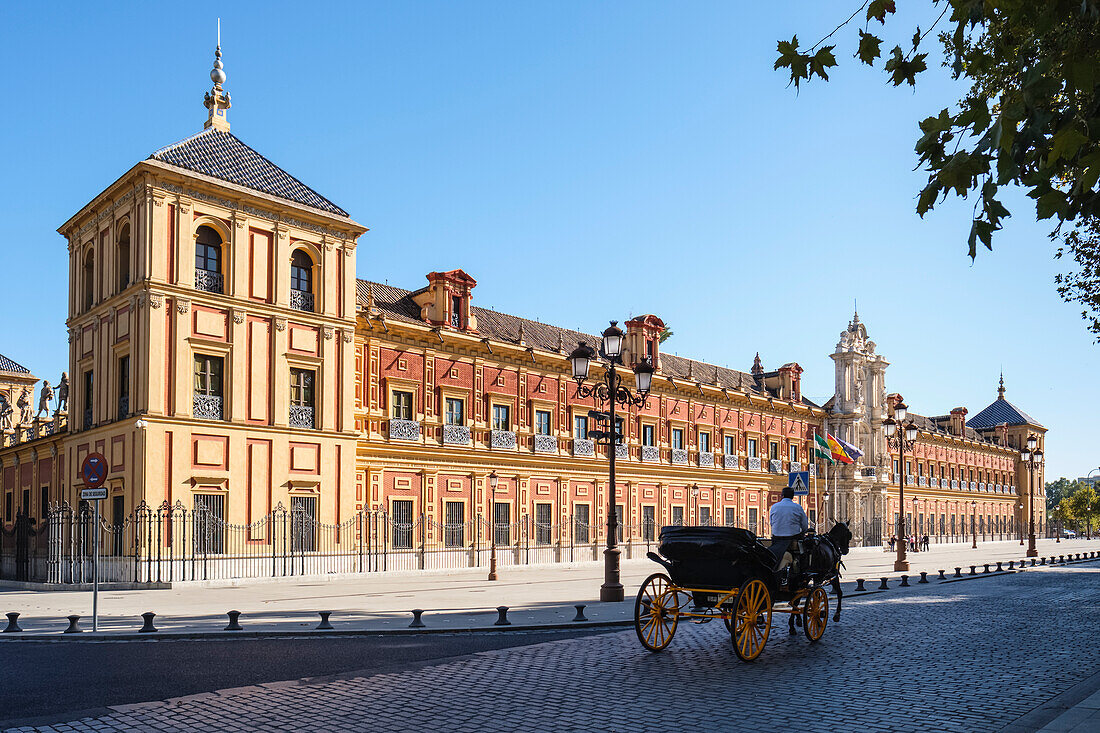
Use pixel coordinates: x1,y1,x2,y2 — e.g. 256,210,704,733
634,522,851,661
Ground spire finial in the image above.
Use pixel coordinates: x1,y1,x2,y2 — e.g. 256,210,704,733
998,371,1005,399
204,19,232,132
751,352,763,376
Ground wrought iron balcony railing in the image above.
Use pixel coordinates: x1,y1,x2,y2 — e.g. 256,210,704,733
442,424,470,446
533,434,557,454
290,289,315,312
289,405,315,429
193,394,224,421
194,269,224,294
388,419,421,441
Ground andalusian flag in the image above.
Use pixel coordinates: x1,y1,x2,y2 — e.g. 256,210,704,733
824,432,854,465
814,433,835,464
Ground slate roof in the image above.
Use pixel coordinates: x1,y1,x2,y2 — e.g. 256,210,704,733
149,129,349,217
966,398,1044,429
0,353,31,374
356,279,820,408
907,412,998,446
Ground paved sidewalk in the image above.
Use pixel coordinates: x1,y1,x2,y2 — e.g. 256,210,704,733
1,538,1095,637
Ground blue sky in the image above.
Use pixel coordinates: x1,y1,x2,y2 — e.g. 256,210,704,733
1,2,1095,481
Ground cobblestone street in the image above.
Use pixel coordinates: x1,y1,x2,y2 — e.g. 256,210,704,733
9,560,1100,733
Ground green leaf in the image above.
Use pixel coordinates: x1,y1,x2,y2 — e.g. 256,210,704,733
1036,190,1068,220
867,0,896,24
885,47,928,87
856,30,882,65
775,35,810,89
809,46,838,81
912,27,921,50
1047,127,1089,165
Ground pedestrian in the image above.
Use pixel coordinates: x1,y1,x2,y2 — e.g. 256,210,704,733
922,534,930,551
889,535,896,551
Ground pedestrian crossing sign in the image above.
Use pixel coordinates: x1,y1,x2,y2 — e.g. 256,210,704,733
787,471,810,495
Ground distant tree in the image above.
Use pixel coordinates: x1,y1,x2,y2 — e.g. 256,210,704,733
659,326,673,343
1046,477,1081,512
1067,485,1100,531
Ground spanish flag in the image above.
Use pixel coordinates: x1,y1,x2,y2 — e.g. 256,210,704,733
820,432,853,465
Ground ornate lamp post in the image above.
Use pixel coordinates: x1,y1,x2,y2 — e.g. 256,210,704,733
883,403,918,572
1086,467,1099,540
568,322,654,602
971,500,978,550
912,496,919,551
691,484,700,524
1021,435,1042,558
487,470,499,580
1017,501,1024,546
823,491,830,527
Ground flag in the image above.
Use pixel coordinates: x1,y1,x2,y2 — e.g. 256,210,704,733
836,436,864,462
813,434,835,464
825,433,853,465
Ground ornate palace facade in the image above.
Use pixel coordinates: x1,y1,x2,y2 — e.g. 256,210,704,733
0,48,1046,581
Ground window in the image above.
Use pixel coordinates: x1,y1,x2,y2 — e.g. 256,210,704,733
615,505,624,541
642,424,655,447
769,441,779,460
83,249,95,310
918,463,924,477
391,500,414,549
747,507,758,534
392,390,414,420
493,502,510,546
83,370,94,429
574,504,590,544
193,355,224,420
724,435,735,455
535,410,552,435
290,249,314,311
893,459,900,474
290,368,315,428
615,417,624,442
573,415,588,440
445,397,465,426
646,339,655,359
535,503,552,544
492,404,510,431
291,495,317,552
193,494,225,555
642,505,656,541
789,444,798,463
725,507,737,527
117,356,130,421
671,428,684,450
671,506,684,526
40,486,48,520
906,461,912,474
451,294,462,328
747,438,758,458
699,432,710,453
444,502,465,547
112,495,127,555
194,225,224,294
4,491,10,522
699,506,711,526
117,224,131,292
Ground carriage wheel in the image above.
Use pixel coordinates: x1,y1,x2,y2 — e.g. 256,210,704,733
803,586,829,643
731,578,772,662
634,573,679,652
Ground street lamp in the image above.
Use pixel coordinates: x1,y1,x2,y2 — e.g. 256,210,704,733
912,496,919,552
883,402,919,571
1017,501,1024,546
488,470,499,581
1021,435,1042,558
971,500,978,550
568,322,654,602
1086,467,1100,541
823,491,830,527
691,484,700,525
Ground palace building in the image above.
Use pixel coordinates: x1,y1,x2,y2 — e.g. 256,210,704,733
0,46,1046,582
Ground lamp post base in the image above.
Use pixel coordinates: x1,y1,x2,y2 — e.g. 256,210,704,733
893,560,909,572
600,546,624,602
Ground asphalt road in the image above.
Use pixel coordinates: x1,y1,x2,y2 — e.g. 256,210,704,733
0,628,614,729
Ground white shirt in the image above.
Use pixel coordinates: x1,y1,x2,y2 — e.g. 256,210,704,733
769,498,808,537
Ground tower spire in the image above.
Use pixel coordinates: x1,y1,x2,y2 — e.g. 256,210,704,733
204,19,232,132
998,371,1005,400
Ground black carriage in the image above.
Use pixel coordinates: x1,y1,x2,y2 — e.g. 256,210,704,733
635,525,833,661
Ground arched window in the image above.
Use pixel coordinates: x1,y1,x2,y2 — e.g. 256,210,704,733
289,249,315,312
83,249,95,310
194,225,224,294
117,223,131,292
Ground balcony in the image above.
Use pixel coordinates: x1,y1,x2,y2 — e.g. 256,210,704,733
747,457,762,471
724,454,739,470
289,405,315,429
117,395,129,422
978,482,986,492
193,394,223,421
641,446,660,463
573,438,595,457
194,269,224,294
808,463,816,477
490,430,517,450
290,289,315,312
768,459,782,474
671,449,688,465
388,419,421,441
862,466,877,478
940,479,949,488
789,461,801,472
442,424,470,446
918,477,927,487
970,481,977,491
83,408,92,430
614,444,629,460
533,434,557,454
698,452,714,468
906,474,914,486
951,480,959,490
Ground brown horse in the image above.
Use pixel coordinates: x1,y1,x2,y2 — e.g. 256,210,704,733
788,521,852,634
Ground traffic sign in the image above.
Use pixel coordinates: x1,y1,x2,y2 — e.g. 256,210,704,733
81,452,108,489
81,487,108,500
788,471,810,496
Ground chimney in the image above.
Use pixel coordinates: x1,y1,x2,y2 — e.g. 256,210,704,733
411,269,478,331
777,363,803,403
624,315,664,370
949,407,968,436
885,393,903,417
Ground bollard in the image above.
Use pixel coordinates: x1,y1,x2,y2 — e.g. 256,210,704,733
983,564,991,574
879,577,889,590
494,606,511,626
969,566,977,575
1031,559,1037,566
1040,557,1046,565
224,610,243,631
316,611,333,630
409,609,425,628
1077,553,1083,561
572,604,588,622
900,575,910,587
139,612,157,633
919,572,929,584
954,567,962,578
4,612,21,633
937,569,946,580
996,562,1003,572
1008,561,1014,570
1059,555,1065,563
64,615,82,634
855,578,866,592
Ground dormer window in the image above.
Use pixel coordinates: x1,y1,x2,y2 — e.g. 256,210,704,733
290,249,315,312
194,225,224,294
451,294,462,328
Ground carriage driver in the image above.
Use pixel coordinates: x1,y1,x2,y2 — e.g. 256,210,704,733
769,486,808,587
